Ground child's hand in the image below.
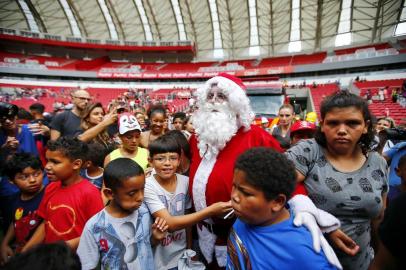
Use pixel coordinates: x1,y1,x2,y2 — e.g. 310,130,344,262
0,244,14,265
208,200,233,218
152,217,169,241
2,136,19,150
28,123,50,136
328,229,360,256
144,167,153,178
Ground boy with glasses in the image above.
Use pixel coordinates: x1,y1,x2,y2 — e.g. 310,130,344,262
145,135,232,270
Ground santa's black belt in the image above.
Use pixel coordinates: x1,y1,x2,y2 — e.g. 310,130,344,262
197,221,230,238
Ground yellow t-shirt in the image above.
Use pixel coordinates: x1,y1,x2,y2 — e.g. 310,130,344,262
109,147,149,170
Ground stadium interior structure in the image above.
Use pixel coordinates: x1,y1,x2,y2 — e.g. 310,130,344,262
1,0,406,125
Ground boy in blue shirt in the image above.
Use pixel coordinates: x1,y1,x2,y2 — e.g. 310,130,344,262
387,154,406,202
227,147,339,270
0,153,48,263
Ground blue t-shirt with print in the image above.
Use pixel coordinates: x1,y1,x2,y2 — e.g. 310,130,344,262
227,209,337,270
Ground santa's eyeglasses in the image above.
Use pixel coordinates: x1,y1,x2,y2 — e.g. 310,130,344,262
207,91,227,102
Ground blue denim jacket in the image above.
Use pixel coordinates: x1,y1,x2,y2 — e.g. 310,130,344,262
91,204,155,270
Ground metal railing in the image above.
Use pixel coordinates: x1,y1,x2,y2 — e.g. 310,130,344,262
0,27,193,48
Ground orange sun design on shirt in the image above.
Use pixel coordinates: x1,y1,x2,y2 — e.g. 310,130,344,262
47,204,77,236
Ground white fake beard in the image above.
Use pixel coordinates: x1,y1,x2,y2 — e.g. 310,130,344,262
192,102,238,159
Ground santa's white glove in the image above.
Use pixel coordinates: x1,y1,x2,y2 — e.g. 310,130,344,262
289,195,342,269
289,195,340,233
294,212,342,270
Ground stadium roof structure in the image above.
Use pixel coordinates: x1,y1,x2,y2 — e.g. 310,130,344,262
0,0,405,61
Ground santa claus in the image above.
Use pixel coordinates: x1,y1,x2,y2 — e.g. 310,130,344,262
189,74,342,269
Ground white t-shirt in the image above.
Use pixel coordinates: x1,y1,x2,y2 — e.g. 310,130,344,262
144,173,192,270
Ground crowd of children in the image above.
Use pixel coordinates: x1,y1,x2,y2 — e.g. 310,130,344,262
0,84,405,270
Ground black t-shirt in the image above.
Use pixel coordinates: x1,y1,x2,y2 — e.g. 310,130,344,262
379,192,406,263
10,188,45,249
50,110,82,138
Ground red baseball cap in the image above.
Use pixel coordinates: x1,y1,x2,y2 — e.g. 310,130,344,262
290,121,316,134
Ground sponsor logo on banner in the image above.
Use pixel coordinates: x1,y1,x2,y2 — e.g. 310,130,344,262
96,66,294,78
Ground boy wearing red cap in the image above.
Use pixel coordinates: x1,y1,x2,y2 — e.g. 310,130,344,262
290,121,317,145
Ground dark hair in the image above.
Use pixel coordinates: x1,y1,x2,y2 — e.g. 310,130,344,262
315,90,374,154
184,115,192,125
0,102,18,118
5,153,43,180
147,104,166,119
2,242,81,270
17,108,33,121
29,103,45,114
148,135,181,158
85,142,108,167
47,137,88,162
163,130,191,160
398,154,406,169
235,147,296,200
104,158,144,191
172,112,186,123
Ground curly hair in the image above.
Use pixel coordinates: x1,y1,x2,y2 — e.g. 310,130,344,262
47,137,88,162
315,90,374,155
235,147,296,200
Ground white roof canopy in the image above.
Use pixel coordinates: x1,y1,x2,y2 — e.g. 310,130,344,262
0,0,404,60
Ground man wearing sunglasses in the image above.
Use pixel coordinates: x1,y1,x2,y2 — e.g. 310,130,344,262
50,89,91,140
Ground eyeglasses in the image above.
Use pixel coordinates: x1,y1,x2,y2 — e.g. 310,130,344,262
15,171,42,181
72,96,92,101
207,91,227,102
153,156,179,163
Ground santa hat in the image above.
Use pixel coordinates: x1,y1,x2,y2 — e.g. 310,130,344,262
195,73,254,130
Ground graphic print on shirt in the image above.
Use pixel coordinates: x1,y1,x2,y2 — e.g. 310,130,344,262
14,208,42,251
227,228,252,270
158,193,187,246
158,193,186,216
92,211,142,270
47,203,76,236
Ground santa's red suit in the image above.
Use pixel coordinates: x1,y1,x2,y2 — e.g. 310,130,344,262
188,73,307,266
189,124,281,208
192,127,310,265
